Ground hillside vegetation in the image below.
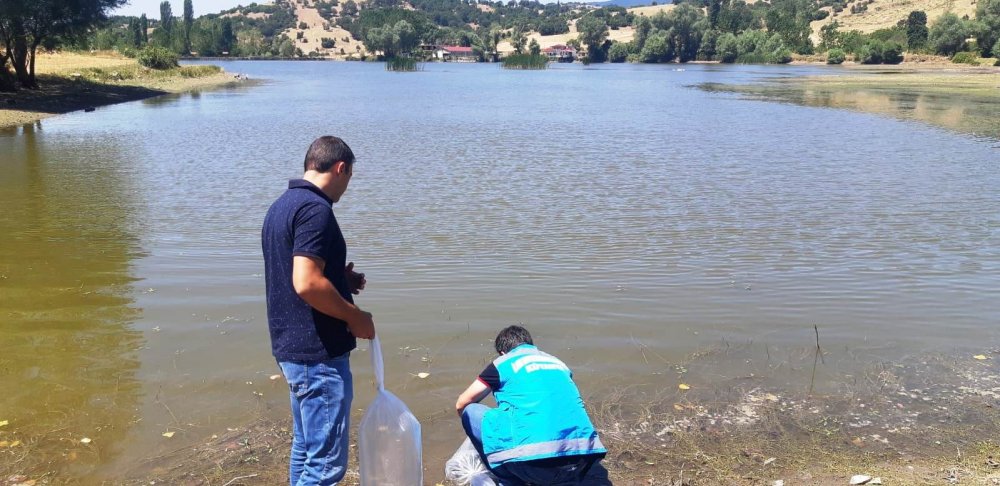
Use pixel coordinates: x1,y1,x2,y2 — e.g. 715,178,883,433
61,0,1000,68
810,0,978,36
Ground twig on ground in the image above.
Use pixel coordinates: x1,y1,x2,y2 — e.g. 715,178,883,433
222,473,259,486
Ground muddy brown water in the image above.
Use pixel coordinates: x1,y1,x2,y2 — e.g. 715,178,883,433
1,62,998,482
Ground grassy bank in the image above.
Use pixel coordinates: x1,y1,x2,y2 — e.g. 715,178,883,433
700,65,1000,140
1,52,244,130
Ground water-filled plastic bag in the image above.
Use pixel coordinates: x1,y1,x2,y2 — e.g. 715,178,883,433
358,335,422,486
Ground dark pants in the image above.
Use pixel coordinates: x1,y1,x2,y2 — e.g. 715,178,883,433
462,404,612,486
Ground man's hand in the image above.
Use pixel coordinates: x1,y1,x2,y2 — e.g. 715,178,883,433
347,309,375,340
345,261,366,295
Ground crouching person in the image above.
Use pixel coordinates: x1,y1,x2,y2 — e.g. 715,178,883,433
455,325,611,485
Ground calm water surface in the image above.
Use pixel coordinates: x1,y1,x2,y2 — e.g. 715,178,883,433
1,61,998,481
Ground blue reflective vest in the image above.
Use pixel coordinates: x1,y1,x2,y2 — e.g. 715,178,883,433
481,344,606,468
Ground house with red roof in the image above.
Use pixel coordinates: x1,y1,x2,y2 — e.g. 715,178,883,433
542,44,576,62
435,45,478,62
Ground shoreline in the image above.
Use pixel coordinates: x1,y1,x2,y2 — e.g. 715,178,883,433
1,53,250,131
4,343,996,485
699,65,1000,141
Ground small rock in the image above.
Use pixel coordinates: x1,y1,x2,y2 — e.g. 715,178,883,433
850,475,872,485
773,481,784,486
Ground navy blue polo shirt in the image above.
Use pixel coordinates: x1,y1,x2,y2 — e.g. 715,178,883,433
262,179,356,361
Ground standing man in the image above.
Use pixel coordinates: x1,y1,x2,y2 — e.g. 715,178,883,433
262,136,375,486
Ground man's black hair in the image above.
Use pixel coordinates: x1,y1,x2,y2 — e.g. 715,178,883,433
303,136,355,173
495,325,533,355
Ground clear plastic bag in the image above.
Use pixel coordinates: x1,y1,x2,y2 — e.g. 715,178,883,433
358,335,423,486
444,438,497,486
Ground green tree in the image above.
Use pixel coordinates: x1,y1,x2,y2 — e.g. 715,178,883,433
709,0,722,29
342,0,359,17
394,19,418,54
698,29,718,60
882,40,904,63
975,0,1000,57
235,28,265,56
764,0,814,54
0,0,126,89
130,18,142,48
906,11,928,50
633,15,652,53
528,37,540,56
278,37,295,57
510,26,527,54
220,18,234,54
929,12,969,56
857,39,883,63
140,14,149,44
608,40,629,61
639,30,674,62
576,14,609,62
819,21,840,51
668,3,706,62
716,31,738,61
717,0,759,34
183,0,194,54
160,1,174,39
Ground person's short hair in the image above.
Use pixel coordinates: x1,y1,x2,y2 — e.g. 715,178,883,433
303,136,355,173
495,325,533,354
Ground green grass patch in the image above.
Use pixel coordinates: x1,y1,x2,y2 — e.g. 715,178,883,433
502,53,548,70
179,65,223,78
385,56,419,72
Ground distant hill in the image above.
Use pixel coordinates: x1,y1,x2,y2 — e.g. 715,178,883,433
588,0,669,8
809,0,978,41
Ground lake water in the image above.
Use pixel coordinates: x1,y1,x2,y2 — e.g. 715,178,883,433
1,61,998,482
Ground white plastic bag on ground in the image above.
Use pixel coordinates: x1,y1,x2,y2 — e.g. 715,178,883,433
358,335,422,486
445,438,497,486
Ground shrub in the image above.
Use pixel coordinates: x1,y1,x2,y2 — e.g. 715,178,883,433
928,12,969,56
608,41,630,63
857,40,883,64
826,48,846,64
716,33,738,63
298,21,308,29
321,38,335,48
951,51,979,64
178,65,222,77
882,41,904,64
137,46,179,69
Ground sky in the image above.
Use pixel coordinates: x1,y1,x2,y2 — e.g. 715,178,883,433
111,0,258,18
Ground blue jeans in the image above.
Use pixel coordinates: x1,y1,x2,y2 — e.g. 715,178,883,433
461,404,611,486
279,355,353,486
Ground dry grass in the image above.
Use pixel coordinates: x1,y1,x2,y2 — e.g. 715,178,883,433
628,4,679,17
282,0,366,58
1,52,240,129
810,0,978,40
32,51,135,75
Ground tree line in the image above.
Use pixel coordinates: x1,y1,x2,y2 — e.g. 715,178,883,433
1,0,126,90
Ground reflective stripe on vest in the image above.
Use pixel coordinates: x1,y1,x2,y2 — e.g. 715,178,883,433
487,436,606,465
